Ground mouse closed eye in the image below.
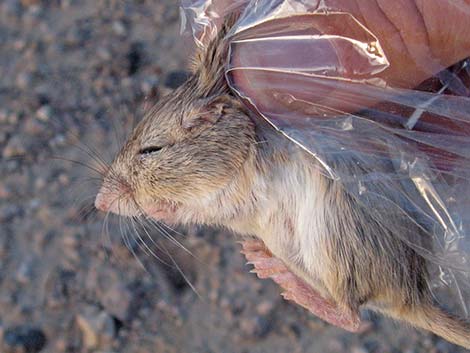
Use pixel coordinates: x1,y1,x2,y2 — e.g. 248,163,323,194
138,145,165,155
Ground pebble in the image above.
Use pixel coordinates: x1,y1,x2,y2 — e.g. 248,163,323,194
0,184,11,199
0,110,8,123
76,305,116,350
15,259,34,284
3,325,47,353
64,27,85,47
239,316,271,338
433,340,455,353
21,0,41,7
58,173,69,186
112,21,127,37
0,205,24,223
2,0,22,17
3,136,26,158
256,300,275,316
363,339,381,353
48,134,66,148
8,112,19,125
97,47,112,61
34,177,46,191
140,75,159,95
35,105,52,122
0,110,19,125
0,131,7,144
100,283,134,322
23,118,46,136
326,339,345,353
45,268,76,308
351,346,370,353
16,72,32,89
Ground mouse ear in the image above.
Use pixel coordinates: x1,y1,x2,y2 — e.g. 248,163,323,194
182,95,230,131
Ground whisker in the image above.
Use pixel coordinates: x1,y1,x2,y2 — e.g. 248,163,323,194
159,240,201,299
47,117,111,171
129,215,153,257
117,199,148,273
50,156,106,177
158,222,187,238
133,216,172,267
148,218,196,259
101,208,115,264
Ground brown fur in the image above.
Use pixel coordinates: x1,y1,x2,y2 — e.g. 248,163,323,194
95,18,470,348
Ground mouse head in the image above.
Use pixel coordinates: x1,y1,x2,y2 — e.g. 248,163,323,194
94,15,258,225
94,82,255,224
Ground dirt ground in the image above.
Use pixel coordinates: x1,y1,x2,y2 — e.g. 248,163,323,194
0,1,468,352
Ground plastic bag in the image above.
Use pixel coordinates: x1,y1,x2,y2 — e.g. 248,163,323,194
180,0,470,317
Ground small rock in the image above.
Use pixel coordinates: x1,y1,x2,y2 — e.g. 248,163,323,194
64,27,85,47
112,21,126,36
2,0,23,17
16,72,32,89
45,268,76,308
164,70,189,89
327,339,345,353
434,339,455,353
127,42,143,76
0,131,6,144
58,173,69,186
16,259,34,284
3,136,26,158
0,205,24,222
351,346,370,353
23,118,46,136
13,39,27,51
239,316,271,338
256,300,275,316
20,0,41,6
140,75,159,95
97,47,112,61
8,112,19,125
76,305,116,350
3,325,47,353
36,105,52,122
363,339,381,353
101,283,134,321
0,109,8,123
48,134,66,148
34,177,46,191
0,184,11,199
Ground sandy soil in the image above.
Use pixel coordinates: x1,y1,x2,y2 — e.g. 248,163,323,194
0,1,467,352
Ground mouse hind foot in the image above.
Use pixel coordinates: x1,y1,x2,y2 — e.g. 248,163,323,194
240,239,363,332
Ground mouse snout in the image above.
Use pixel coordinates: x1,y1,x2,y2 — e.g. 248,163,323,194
94,190,110,212
94,182,139,217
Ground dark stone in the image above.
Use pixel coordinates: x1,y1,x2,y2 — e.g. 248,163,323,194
0,205,24,223
128,42,144,76
164,70,189,89
4,326,47,353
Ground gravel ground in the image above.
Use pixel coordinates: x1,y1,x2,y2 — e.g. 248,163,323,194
0,1,468,352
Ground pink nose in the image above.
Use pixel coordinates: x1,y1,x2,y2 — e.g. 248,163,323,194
94,191,109,212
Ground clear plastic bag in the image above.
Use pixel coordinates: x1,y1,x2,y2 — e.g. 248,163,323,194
181,0,470,317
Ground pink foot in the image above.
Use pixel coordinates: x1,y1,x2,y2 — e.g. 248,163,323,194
240,239,362,332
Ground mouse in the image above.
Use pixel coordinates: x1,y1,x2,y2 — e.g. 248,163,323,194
94,17,470,348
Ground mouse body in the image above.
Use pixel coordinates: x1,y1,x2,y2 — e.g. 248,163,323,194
95,19,470,348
